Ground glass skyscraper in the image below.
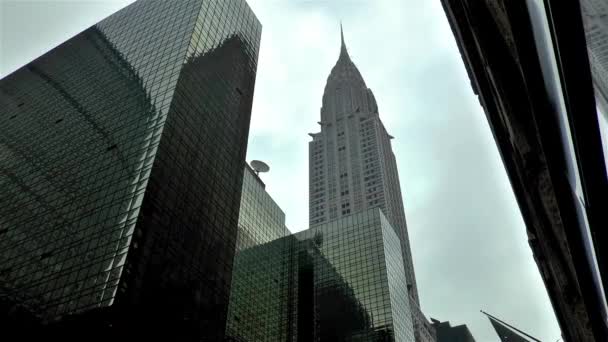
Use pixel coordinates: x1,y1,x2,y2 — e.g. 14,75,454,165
226,165,292,341
294,209,416,341
0,0,261,340
227,152,426,342
233,165,291,251
228,179,418,341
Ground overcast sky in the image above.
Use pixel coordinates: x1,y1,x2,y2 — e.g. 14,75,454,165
0,0,562,340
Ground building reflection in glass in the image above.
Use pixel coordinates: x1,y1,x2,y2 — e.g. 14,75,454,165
294,209,415,341
0,0,261,340
227,195,416,341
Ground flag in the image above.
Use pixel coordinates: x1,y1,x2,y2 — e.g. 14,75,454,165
481,310,541,342
488,316,533,342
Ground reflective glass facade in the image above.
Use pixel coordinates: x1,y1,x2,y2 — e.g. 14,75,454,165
226,165,292,341
0,0,261,340
294,208,415,341
226,235,294,341
228,206,415,341
234,165,289,251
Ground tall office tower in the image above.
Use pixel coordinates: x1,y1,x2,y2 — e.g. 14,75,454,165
294,208,416,341
308,26,420,306
233,164,291,251
228,205,417,341
0,0,261,340
227,162,418,341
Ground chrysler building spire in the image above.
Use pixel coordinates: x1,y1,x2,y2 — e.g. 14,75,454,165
340,22,349,60
321,24,376,123
310,26,420,306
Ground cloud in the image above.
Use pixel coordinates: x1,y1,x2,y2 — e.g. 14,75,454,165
0,0,136,77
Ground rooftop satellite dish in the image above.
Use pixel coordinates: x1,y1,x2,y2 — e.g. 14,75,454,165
250,160,269,175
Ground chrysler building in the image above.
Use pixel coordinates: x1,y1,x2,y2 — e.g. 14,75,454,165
308,26,420,305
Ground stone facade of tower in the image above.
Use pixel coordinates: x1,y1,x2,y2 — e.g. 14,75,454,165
308,26,420,307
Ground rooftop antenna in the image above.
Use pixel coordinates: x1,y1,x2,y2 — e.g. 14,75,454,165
250,160,269,176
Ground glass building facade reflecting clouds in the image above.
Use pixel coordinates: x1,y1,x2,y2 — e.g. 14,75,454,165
308,27,419,309
0,0,261,340
294,209,415,341
226,165,292,341
229,175,417,341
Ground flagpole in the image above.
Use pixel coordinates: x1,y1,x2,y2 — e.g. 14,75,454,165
480,309,542,342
